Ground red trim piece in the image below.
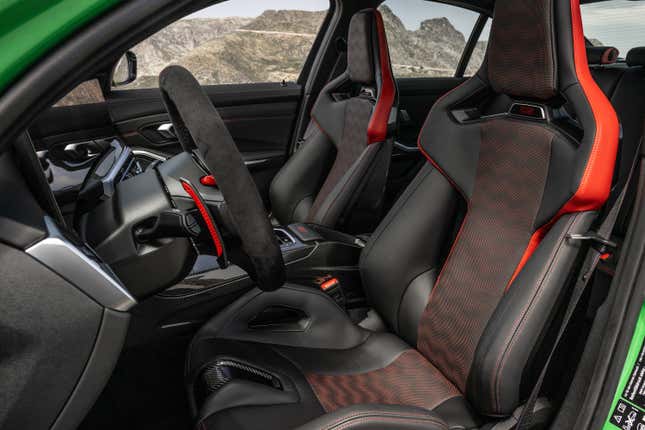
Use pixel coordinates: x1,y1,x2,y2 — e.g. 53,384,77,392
200,175,217,187
506,223,552,291
506,0,620,290
367,10,396,145
181,180,224,257
558,0,619,216
320,278,340,292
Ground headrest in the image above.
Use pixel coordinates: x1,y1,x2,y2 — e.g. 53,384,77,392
347,10,375,84
627,47,645,67
421,0,619,218
487,0,557,100
587,46,619,65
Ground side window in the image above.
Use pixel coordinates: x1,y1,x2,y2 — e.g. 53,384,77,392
378,0,486,78
116,0,329,89
54,79,105,107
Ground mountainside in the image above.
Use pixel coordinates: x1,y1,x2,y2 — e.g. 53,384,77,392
123,7,486,89
380,5,476,77
128,17,253,88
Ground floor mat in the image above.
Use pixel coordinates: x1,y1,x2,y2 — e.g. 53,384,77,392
80,337,192,430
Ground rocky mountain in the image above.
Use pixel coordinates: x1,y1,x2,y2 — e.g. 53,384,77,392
121,7,486,89
380,5,484,78
126,17,254,88
243,9,327,34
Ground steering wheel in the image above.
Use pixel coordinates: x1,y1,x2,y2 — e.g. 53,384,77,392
159,65,285,292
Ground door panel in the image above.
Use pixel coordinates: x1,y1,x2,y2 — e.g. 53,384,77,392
107,82,302,203
29,81,303,207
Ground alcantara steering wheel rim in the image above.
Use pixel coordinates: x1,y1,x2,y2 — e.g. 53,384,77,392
158,65,285,292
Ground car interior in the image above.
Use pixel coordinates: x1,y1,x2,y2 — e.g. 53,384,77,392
2,0,645,429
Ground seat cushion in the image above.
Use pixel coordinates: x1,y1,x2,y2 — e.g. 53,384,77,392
187,286,479,430
306,350,459,413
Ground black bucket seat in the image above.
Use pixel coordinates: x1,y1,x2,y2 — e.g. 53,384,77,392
269,9,397,233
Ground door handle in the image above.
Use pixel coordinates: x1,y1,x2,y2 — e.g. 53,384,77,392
63,140,110,162
393,141,419,153
157,123,176,139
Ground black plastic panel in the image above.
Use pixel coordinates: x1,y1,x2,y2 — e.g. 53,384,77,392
0,243,103,430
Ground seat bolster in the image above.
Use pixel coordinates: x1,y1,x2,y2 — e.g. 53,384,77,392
360,164,458,344
311,73,352,143
294,404,450,430
309,142,381,227
270,125,336,225
467,211,596,416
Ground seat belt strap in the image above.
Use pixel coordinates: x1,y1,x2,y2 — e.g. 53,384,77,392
515,141,643,429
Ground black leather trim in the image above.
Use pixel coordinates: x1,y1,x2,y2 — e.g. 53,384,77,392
270,125,336,225
360,164,458,337
398,269,436,346
294,405,449,430
586,46,619,65
200,403,325,430
417,76,486,199
198,380,300,421
626,47,645,67
276,332,410,374
467,211,596,416
188,284,368,353
310,142,381,227
433,397,480,430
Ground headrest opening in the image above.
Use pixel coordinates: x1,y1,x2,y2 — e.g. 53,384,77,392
627,47,645,67
487,0,557,100
586,46,619,65
347,10,376,84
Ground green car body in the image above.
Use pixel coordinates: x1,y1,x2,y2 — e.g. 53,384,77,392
0,0,119,92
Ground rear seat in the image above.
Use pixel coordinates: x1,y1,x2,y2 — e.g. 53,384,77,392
589,46,645,236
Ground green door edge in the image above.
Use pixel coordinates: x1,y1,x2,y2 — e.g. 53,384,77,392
603,303,645,429
0,0,121,94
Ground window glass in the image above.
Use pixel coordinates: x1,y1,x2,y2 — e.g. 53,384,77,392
379,0,481,78
117,0,329,89
465,18,490,76
581,0,645,59
54,80,105,107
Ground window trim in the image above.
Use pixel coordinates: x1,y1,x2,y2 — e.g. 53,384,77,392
297,0,335,86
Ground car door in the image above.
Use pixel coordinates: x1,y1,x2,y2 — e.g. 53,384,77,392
376,0,491,206
29,0,333,217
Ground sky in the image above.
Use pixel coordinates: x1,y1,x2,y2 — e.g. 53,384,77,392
581,0,645,57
